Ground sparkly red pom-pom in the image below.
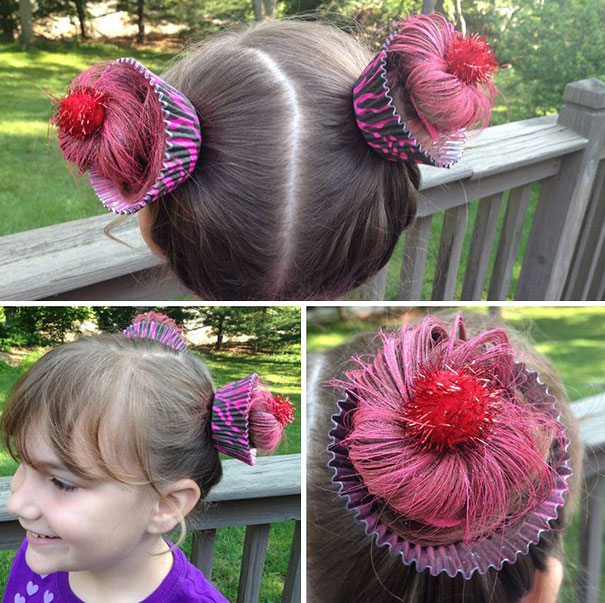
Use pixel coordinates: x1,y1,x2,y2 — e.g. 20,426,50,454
269,394,295,427
446,32,498,85
404,365,500,451
57,87,106,140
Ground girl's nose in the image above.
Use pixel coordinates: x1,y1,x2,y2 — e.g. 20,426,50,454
7,465,43,521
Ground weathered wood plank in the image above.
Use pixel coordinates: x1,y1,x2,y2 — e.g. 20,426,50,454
461,193,503,300
417,157,560,219
281,520,301,603
192,529,217,579
578,475,605,603
0,213,162,300
487,184,533,300
237,524,271,603
418,114,586,192
431,205,467,300
398,216,432,300
190,495,300,531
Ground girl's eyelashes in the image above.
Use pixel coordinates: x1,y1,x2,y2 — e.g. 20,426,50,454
50,477,78,493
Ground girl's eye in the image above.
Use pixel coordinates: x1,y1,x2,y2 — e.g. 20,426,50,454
50,477,78,492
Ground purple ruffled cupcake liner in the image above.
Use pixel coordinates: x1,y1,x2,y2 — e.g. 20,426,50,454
353,31,466,168
211,373,259,466
90,57,202,215
328,363,572,579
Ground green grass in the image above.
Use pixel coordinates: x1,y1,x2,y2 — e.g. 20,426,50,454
307,306,605,601
0,347,301,602
0,41,177,236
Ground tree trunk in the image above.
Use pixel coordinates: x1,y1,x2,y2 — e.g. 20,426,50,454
18,0,33,49
251,0,263,21
435,0,444,13
215,315,225,351
454,0,466,34
262,0,274,18
421,0,435,14
137,0,145,44
73,0,87,40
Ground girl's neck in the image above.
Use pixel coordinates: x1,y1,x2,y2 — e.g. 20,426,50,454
68,536,173,603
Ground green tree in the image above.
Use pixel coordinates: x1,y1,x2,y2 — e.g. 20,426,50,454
0,307,93,347
500,0,605,117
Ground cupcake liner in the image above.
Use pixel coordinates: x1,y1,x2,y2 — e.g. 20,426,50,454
122,317,188,354
211,374,259,466
353,31,466,168
89,57,202,215
328,363,572,579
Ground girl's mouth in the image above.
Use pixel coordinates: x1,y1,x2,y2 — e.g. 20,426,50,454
27,530,61,544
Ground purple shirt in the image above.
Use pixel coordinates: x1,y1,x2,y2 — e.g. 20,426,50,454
3,540,229,602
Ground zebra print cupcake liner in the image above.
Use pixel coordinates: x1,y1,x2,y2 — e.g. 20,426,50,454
353,31,466,168
211,374,259,466
122,314,187,354
89,57,202,214
328,363,573,579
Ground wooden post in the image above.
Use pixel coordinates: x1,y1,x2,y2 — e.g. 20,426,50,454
578,475,605,603
281,521,301,603
516,78,605,300
237,524,271,603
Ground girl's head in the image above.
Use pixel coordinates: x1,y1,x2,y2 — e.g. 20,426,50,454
307,312,582,603
2,313,293,575
53,16,497,300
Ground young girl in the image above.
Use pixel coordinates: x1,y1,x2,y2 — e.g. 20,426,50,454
52,14,498,300
2,312,295,602
307,312,582,603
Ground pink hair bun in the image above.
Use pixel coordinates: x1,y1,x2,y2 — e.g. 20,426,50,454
328,314,572,577
249,386,295,452
387,14,498,150
52,58,202,214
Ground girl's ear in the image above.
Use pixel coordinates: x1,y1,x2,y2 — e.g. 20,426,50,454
147,479,201,534
138,206,166,260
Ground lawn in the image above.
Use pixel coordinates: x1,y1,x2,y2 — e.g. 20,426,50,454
307,306,605,602
0,40,177,237
0,345,301,602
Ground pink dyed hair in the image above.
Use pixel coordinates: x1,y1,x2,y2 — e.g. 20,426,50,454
53,61,166,208
249,385,295,452
331,313,564,547
386,14,498,148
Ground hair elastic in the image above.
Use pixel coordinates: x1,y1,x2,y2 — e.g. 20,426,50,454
353,14,497,167
327,315,572,578
54,58,202,215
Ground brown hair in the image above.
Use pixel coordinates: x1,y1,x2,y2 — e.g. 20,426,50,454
2,334,223,544
307,311,583,603
147,20,420,300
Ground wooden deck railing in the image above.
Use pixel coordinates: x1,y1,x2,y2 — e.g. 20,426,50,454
0,78,604,302
0,454,301,603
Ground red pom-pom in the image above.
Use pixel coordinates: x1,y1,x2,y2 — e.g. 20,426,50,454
446,32,498,85
404,365,500,451
268,394,295,427
57,86,107,140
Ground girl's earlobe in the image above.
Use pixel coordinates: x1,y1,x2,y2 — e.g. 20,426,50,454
148,479,201,535
138,206,166,260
